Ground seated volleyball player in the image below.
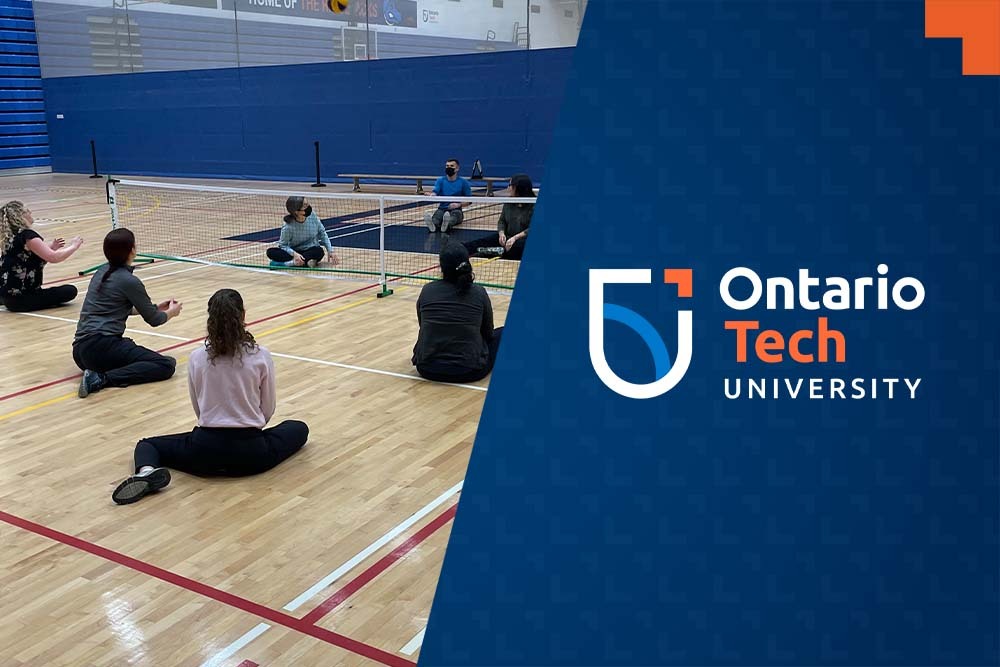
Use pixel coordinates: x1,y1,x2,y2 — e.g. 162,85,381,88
464,174,534,261
111,288,309,505
73,228,183,398
411,242,504,383
267,196,339,268
0,200,83,312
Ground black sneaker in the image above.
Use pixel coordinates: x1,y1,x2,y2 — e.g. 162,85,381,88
78,369,106,398
477,246,505,257
112,468,171,505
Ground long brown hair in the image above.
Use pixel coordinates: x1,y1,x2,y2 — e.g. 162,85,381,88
206,288,257,361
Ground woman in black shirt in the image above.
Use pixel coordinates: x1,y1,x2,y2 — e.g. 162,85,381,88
412,243,504,383
0,200,83,312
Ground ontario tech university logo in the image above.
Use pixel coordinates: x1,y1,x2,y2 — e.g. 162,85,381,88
588,268,693,399
590,265,926,402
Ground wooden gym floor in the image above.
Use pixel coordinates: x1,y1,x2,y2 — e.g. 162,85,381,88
0,173,508,667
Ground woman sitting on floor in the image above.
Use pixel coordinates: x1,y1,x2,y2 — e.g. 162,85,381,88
266,196,339,268
464,174,534,261
412,242,504,383
0,200,83,312
73,228,183,398
111,288,310,505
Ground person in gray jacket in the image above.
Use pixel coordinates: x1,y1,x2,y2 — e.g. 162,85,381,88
73,228,183,398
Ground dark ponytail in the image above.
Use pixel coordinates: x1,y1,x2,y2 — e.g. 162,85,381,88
101,228,136,285
439,241,475,294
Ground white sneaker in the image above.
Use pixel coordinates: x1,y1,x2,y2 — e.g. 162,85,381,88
424,212,437,233
441,212,453,233
307,259,318,268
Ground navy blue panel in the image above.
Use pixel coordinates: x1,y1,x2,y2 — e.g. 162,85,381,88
44,48,574,180
0,41,36,54
0,88,41,100
0,16,32,30
0,28,34,41
0,6,31,19
0,111,43,122
0,144,48,157
0,99,43,111
0,156,50,168
0,132,45,146
0,65,40,77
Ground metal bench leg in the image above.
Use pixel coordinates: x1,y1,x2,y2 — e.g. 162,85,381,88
353,177,361,192
416,179,424,195
486,181,494,196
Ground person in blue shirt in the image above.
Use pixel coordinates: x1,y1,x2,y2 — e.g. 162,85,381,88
425,158,472,233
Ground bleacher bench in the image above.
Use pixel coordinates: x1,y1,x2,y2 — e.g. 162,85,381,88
339,173,511,196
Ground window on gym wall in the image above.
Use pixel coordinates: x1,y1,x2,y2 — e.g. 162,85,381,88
32,0,587,76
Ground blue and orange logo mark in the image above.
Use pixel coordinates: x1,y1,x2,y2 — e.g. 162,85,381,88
589,268,693,399
926,0,1000,74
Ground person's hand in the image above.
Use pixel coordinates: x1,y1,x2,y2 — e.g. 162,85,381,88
292,253,305,267
498,232,507,247
50,238,65,250
70,237,83,248
448,202,461,210
504,236,517,251
165,300,183,318
327,250,340,266
156,300,172,311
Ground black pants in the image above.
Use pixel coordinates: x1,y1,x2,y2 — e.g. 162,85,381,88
416,327,504,383
73,335,176,388
2,285,78,312
465,235,526,261
267,246,325,263
134,421,309,477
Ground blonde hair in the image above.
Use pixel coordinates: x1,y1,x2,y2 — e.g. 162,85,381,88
0,201,30,257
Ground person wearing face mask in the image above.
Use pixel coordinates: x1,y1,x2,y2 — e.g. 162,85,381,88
425,158,472,233
266,196,338,268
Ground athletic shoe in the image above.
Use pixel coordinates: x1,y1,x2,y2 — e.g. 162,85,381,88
441,212,453,233
477,247,505,257
111,467,172,505
307,259,319,268
425,213,437,233
78,369,106,398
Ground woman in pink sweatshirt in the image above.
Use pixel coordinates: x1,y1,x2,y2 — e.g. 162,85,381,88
111,288,309,505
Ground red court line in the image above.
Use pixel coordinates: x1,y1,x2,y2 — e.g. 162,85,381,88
0,510,415,667
0,282,380,403
300,504,458,626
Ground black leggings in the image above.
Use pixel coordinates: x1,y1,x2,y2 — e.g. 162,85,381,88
3,285,78,312
73,335,176,388
134,421,309,476
267,246,325,263
465,235,526,261
416,327,504,383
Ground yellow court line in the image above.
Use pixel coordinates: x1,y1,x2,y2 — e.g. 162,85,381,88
0,289,396,424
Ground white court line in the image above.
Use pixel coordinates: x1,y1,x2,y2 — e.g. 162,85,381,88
200,482,463,666
9,312,488,392
283,480,464,611
199,623,271,667
400,628,426,656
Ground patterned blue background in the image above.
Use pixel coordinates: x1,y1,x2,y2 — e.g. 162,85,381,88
422,0,1000,664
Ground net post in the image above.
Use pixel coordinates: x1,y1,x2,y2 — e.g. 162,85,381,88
376,195,393,298
89,139,101,179
78,176,119,275
311,141,327,188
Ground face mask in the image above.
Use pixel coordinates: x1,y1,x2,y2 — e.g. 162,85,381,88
445,167,456,177
302,205,313,218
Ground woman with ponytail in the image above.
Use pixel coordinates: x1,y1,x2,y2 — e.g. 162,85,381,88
111,289,309,505
73,228,183,398
0,200,83,312
411,242,504,383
